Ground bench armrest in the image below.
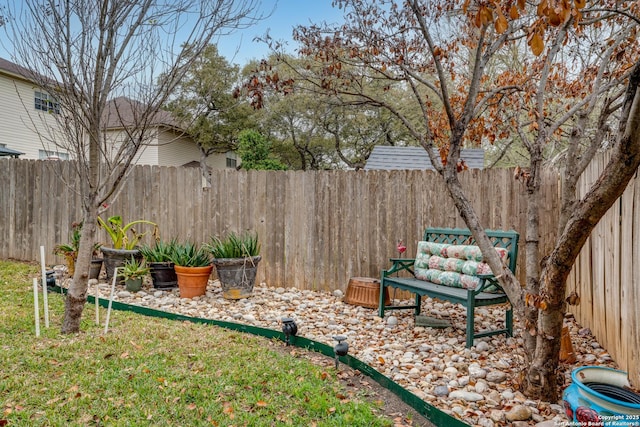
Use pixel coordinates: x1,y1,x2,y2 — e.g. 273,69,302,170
475,274,506,294
382,258,415,276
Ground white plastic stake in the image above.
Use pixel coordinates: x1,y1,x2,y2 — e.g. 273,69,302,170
33,278,40,337
40,246,49,328
95,280,100,325
104,268,119,334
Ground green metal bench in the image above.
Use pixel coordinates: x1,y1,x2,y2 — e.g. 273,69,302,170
378,227,519,348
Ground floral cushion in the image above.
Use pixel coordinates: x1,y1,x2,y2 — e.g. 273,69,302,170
414,241,507,292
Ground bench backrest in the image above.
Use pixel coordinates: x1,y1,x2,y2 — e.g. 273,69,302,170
423,228,519,273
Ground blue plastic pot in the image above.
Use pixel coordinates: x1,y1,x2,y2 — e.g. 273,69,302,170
562,366,640,426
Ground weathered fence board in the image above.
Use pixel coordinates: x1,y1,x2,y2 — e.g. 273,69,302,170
3,155,640,384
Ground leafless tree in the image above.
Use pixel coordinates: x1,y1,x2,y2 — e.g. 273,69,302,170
3,0,264,333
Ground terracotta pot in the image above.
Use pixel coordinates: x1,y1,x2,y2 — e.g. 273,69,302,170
175,265,213,298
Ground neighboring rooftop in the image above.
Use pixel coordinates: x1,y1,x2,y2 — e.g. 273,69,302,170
364,146,485,170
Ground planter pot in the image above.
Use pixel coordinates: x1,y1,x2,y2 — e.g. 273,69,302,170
175,265,213,299
563,366,640,425
101,247,141,284
212,256,261,300
149,262,178,289
125,277,143,292
89,258,103,280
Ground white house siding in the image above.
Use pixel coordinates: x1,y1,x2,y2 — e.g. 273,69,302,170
156,128,232,169
0,71,66,159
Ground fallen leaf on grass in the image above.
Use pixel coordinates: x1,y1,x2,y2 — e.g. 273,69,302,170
186,403,197,410
129,341,142,350
223,403,234,419
120,352,129,359
255,400,268,408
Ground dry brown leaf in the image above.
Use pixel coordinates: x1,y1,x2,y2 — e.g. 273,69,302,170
129,340,142,350
495,12,508,34
530,32,545,56
255,400,268,407
120,352,129,359
509,5,520,19
186,403,197,410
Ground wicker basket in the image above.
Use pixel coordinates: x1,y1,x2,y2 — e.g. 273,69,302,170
344,277,390,309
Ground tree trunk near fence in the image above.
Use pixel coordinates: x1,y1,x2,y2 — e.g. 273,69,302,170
61,205,98,333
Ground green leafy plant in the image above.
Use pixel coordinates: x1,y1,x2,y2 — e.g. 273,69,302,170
53,221,101,261
121,257,150,280
139,239,177,263
208,231,260,259
169,242,211,267
98,215,158,250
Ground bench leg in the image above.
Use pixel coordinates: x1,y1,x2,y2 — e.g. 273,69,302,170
466,297,476,348
506,305,513,337
378,274,386,318
414,294,422,315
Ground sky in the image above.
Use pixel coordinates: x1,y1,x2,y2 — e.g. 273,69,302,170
0,1,344,68
217,0,345,67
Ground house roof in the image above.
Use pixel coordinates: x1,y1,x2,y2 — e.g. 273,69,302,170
364,146,485,170
0,57,32,81
0,146,25,158
104,97,183,131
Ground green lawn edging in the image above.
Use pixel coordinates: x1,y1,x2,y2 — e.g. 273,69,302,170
52,284,468,427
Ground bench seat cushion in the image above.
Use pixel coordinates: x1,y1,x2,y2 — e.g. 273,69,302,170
414,241,508,292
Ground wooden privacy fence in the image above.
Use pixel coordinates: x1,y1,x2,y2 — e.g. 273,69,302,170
567,154,640,386
2,157,639,383
0,158,558,290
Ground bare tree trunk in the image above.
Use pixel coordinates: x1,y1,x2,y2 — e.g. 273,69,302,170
62,202,98,333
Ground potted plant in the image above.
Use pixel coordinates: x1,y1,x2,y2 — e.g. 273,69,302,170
139,239,178,289
54,221,103,279
98,215,158,283
169,241,213,298
208,231,261,299
121,257,150,292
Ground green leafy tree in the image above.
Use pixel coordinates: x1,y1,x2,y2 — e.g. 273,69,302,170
166,44,256,185
237,130,287,170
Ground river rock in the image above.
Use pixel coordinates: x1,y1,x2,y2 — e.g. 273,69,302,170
486,370,507,383
506,405,532,421
449,390,484,402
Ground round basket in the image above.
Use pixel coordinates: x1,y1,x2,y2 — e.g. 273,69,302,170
344,277,390,309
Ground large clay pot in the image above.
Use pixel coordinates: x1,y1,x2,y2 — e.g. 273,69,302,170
149,262,178,289
212,256,261,299
175,265,213,298
101,247,141,284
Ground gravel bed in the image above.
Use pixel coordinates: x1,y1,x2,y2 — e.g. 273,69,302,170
72,277,622,427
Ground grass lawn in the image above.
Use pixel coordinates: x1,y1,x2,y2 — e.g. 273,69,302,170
0,260,395,426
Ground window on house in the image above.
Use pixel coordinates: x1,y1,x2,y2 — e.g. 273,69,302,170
226,155,237,169
35,91,60,114
38,149,69,160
